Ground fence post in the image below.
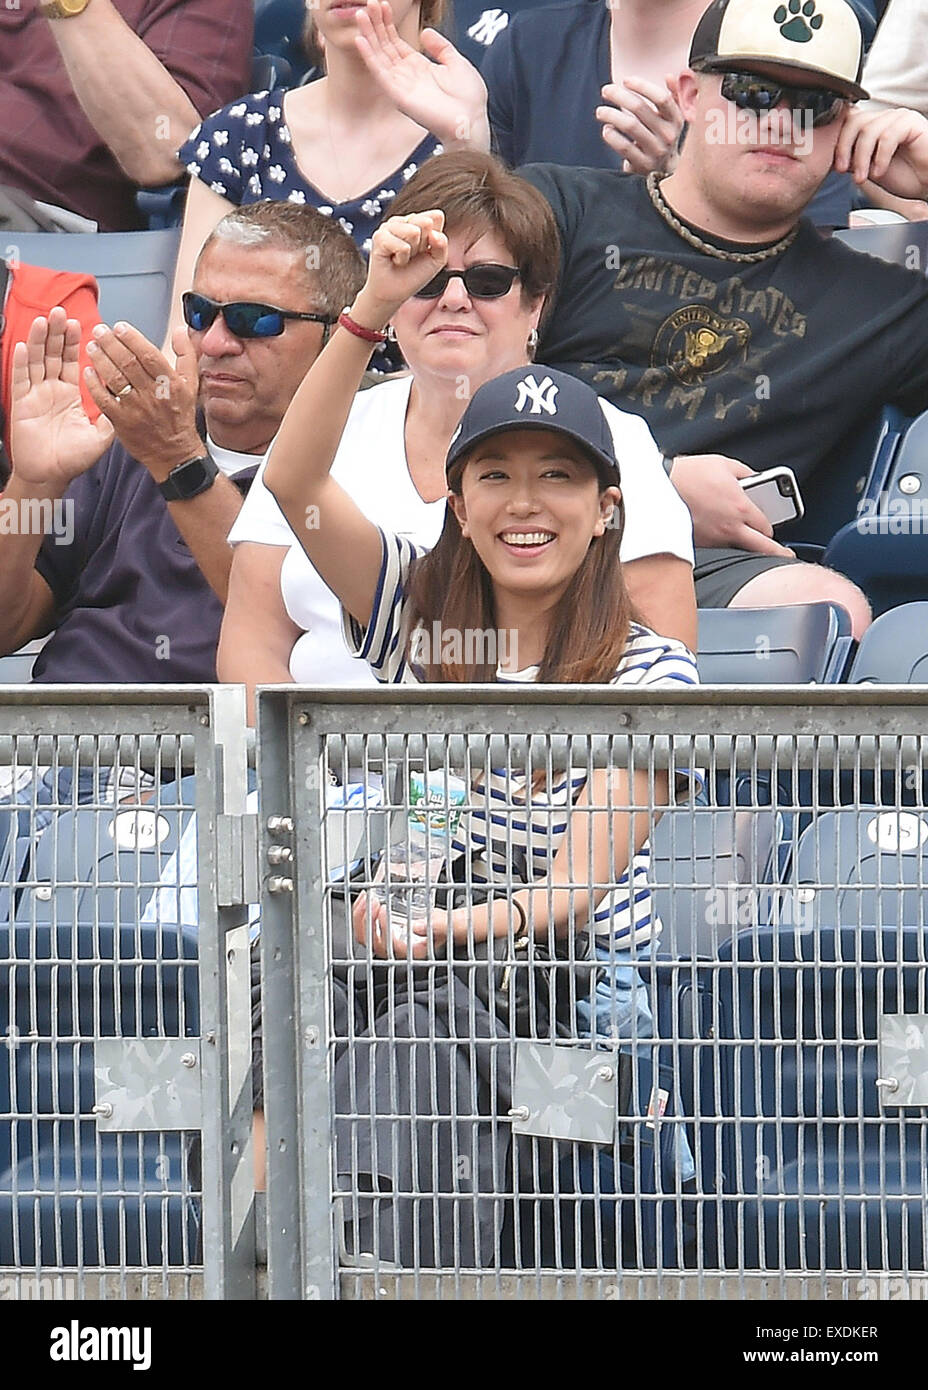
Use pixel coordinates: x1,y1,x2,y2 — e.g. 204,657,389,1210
198,684,256,1299
257,689,307,1298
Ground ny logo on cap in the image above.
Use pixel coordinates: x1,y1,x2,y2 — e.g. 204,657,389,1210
514,373,558,416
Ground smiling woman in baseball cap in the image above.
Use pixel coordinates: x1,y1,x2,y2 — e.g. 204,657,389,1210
264,207,697,698
261,209,699,1187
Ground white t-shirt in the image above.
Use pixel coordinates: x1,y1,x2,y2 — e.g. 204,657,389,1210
229,375,695,687
862,0,928,117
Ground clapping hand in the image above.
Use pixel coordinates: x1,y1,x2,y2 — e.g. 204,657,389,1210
355,0,490,150
597,74,684,174
83,322,202,483
10,309,116,491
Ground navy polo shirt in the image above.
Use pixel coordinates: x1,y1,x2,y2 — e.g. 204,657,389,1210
32,442,256,684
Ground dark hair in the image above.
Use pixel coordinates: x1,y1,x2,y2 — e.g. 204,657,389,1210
405,452,631,683
196,201,366,317
388,150,560,327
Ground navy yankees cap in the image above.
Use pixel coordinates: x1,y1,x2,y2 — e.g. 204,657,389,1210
446,366,620,486
690,0,868,101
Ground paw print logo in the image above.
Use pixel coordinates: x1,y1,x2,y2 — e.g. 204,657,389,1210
774,0,823,43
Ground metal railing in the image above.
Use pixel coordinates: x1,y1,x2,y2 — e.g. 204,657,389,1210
0,687,255,1300
256,686,928,1300
4,684,928,1301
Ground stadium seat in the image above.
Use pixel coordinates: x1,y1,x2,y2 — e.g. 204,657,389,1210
0,638,48,684
650,807,777,959
251,52,293,90
847,602,928,683
0,779,201,1267
696,603,853,684
780,404,910,551
651,605,851,964
716,925,928,1271
824,409,928,615
4,229,181,346
770,805,928,932
254,0,315,84
0,911,201,1266
835,221,928,274
0,1130,197,1267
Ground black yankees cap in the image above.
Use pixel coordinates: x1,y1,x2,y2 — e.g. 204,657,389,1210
446,366,620,485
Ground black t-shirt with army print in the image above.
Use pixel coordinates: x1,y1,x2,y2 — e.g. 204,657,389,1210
522,165,928,484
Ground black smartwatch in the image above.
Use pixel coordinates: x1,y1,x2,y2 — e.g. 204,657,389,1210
157,453,219,503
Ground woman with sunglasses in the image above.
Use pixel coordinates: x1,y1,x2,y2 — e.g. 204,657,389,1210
219,152,696,715
260,206,698,1266
164,0,451,350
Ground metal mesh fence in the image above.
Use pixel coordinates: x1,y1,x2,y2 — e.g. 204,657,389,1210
258,687,928,1300
0,689,254,1301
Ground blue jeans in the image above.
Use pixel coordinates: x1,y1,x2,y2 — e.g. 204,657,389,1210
576,938,696,1183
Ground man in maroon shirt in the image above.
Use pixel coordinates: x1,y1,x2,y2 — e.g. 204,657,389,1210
0,0,253,231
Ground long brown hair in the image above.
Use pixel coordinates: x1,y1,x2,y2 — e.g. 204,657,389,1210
405,452,633,683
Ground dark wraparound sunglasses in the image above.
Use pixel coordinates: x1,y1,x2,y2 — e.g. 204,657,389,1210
413,263,521,299
720,71,846,127
182,291,336,339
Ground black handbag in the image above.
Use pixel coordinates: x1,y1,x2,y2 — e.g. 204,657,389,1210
438,872,602,1037
467,927,601,1039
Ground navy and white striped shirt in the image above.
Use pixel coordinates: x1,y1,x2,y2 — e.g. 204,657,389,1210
343,531,698,946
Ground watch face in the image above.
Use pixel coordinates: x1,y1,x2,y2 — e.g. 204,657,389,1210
43,0,92,16
160,454,219,502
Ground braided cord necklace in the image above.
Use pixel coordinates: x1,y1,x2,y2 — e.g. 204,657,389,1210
646,172,799,264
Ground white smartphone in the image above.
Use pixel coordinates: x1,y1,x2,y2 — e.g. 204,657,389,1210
740,466,804,527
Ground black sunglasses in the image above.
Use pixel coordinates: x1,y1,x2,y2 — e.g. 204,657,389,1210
413,263,521,300
182,291,336,339
720,71,845,127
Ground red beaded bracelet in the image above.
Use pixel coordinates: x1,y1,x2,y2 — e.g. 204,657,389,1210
337,309,387,344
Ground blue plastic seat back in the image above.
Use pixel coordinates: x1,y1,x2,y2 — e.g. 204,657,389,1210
824,412,928,614
0,1127,198,1267
772,805,928,932
847,602,928,683
0,916,200,1266
6,229,181,345
253,0,315,82
650,806,777,959
834,221,928,274
13,797,192,931
714,925,928,1269
697,603,852,685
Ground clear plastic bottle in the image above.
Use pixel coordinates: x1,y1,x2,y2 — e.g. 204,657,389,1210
378,772,467,929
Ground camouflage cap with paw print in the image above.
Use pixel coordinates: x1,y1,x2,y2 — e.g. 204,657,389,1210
689,0,868,101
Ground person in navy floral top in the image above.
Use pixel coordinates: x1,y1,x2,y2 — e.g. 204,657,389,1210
165,0,448,349
178,87,441,258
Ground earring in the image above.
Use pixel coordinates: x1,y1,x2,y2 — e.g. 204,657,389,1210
527,327,539,357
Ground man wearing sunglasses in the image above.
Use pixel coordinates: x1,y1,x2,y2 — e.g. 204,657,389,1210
520,0,928,634
0,201,364,684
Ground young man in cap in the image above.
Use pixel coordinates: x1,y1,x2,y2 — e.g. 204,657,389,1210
516,0,928,630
